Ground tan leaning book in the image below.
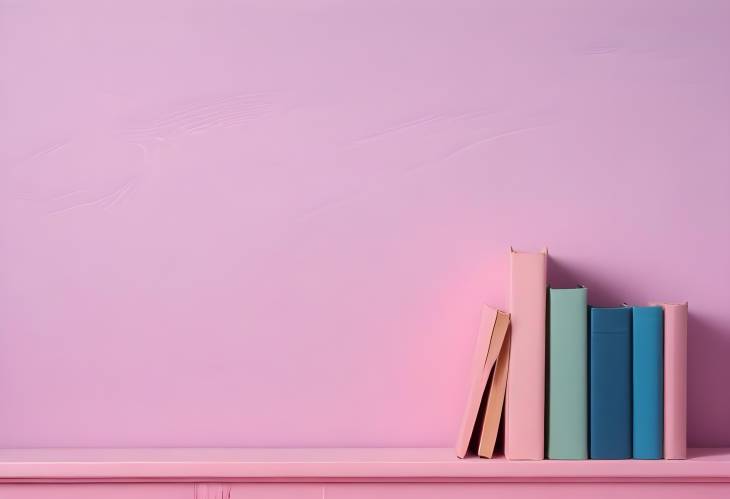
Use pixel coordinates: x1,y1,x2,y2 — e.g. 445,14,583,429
477,328,511,458
454,305,511,458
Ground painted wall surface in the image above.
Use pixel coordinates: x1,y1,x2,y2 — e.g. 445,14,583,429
0,1,728,448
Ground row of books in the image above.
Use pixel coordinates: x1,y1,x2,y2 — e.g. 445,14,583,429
455,248,688,460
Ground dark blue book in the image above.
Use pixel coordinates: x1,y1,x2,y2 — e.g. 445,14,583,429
632,306,663,459
590,307,632,459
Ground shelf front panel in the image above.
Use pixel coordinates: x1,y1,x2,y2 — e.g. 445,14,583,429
0,448,728,483
0,484,191,499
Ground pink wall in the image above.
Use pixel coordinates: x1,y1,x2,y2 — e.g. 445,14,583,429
0,0,728,448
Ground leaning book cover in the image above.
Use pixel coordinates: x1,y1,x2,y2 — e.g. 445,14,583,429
455,305,511,458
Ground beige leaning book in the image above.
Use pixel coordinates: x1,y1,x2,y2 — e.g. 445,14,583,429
477,329,511,458
455,306,511,458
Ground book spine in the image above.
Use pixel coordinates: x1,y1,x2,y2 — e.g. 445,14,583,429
632,306,664,459
505,248,547,460
662,303,688,459
547,288,588,459
590,307,632,459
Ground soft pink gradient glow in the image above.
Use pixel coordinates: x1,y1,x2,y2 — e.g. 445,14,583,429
0,0,728,447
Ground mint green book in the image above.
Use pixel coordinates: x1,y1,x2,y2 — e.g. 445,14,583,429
547,287,588,459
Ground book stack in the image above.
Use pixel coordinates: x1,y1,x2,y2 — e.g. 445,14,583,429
456,248,688,461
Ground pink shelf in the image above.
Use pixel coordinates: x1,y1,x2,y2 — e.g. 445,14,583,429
0,448,728,483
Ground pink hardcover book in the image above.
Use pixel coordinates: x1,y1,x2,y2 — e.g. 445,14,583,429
505,247,547,460
658,302,688,459
454,305,510,458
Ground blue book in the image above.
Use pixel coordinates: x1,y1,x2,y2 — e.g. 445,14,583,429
632,306,664,459
590,307,632,459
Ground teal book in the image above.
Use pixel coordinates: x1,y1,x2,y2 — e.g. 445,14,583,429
590,307,633,459
632,306,664,459
547,287,588,459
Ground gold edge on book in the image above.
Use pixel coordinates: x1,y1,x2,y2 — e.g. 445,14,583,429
477,330,512,458
483,311,510,374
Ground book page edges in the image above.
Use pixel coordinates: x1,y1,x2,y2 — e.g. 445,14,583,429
478,329,512,458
